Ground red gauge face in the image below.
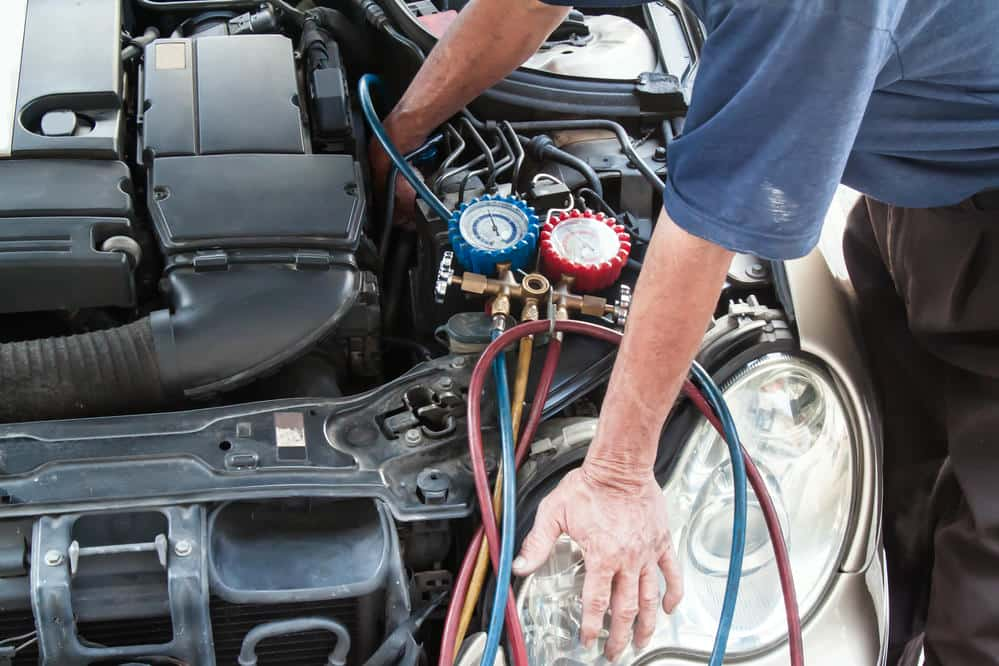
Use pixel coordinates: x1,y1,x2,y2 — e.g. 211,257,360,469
540,210,631,292
548,217,622,266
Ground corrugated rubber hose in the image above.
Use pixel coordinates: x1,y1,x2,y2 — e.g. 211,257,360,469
0,318,165,423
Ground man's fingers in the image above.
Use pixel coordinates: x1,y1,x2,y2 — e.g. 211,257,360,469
658,544,683,613
512,498,563,576
604,568,640,661
579,559,614,648
633,564,661,650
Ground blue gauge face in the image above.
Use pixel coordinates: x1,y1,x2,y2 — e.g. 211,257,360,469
458,200,531,251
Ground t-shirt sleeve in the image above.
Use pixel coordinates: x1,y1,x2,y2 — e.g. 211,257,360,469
662,3,894,259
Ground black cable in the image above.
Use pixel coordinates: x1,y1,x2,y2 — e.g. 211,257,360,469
305,7,372,70
379,137,443,265
382,336,434,363
348,0,426,65
522,135,604,198
384,24,427,65
510,119,664,194
121,27,159,61
576,186,616,217
465,114,666,195
379,166,398,265
362,592,446,666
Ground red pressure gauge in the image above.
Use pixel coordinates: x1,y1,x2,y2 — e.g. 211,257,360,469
539,210,631,292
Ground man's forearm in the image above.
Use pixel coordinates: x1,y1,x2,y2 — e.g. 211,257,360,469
384,0,569,150
584,212,733,488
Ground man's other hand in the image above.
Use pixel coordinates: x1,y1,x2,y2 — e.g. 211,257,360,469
512,465,683,661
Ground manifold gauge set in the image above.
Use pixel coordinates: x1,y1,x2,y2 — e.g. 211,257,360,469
446,194,632,288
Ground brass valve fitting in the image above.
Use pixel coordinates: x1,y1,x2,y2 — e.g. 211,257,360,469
434,251,629,326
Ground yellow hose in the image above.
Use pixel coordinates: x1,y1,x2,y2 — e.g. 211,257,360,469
454,335,534,657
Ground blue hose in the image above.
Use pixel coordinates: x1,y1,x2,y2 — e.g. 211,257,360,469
482,328,517,666
357,74,453,222
690,361,747,666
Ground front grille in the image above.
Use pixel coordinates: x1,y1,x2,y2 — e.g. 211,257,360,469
0,597,373,666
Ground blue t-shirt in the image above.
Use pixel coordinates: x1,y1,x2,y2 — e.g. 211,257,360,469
542,0,999,259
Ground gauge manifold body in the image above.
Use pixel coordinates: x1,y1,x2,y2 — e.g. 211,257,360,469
540,209,631,291
447,195,541,275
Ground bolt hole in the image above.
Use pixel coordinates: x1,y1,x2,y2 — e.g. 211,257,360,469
430,473,438,480
561,50,574,55
219,440,232,451
308,409,318,417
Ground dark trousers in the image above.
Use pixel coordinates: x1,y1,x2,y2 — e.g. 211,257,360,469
844,195,999,665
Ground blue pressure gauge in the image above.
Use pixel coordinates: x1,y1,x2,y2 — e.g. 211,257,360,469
447,195,540,274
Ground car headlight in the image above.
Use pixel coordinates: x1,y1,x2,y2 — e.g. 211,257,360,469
518,354,855,663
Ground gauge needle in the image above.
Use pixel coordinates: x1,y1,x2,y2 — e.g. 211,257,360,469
488,212,500,237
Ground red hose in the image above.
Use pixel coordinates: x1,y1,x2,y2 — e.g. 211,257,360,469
438,339,562,666
684,383,804,665
453,319,804,666
439,530,483,666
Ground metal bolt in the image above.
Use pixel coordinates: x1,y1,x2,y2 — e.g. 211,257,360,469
44,550,63,567
174,540,193,557
653,146,667,162
404,428,423,446
437,376,454,390
450,356,467,369
747,263,767,279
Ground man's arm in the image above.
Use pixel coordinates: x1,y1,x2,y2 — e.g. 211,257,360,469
378,0,569,154
512,210,731,660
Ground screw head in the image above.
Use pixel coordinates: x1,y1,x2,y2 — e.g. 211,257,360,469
44,550,63,567
450,356,466,369
437,376,454,390
174,540,193,557
748,263,767,279
404,429,423,446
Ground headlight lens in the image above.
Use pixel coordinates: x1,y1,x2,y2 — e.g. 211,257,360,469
519,355,855,663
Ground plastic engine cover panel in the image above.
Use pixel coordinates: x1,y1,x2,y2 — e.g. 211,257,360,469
148,153,364,252
142,35,304,157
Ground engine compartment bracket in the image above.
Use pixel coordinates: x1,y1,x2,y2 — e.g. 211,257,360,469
30,506,214,665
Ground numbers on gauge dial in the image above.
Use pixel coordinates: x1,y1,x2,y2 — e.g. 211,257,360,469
458,200,531,251
549,217,621,265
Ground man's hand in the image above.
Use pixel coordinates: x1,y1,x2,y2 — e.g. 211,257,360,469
369,131,420,229
366,0,570,227
513,466,682,661
513,215,733,660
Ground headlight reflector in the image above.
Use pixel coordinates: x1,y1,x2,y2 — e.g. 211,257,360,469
519,355,855,662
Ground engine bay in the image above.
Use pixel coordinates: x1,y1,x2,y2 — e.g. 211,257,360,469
0,2,824,665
